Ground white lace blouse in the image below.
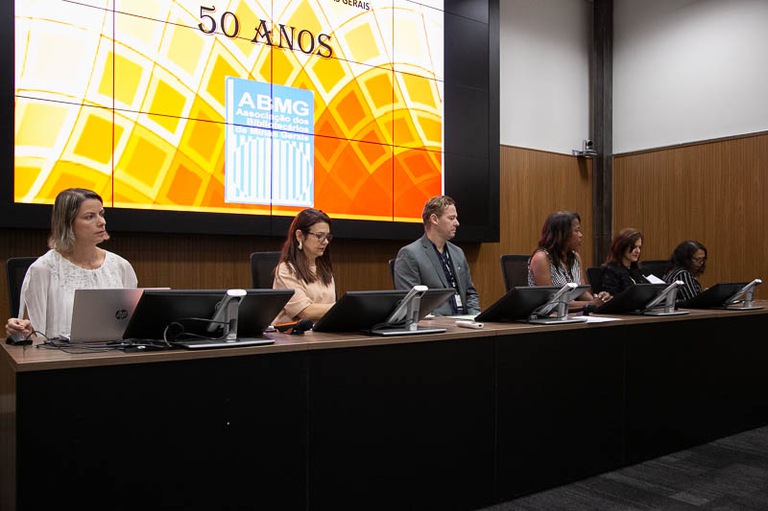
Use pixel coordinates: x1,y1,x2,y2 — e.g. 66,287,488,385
19,249,138,339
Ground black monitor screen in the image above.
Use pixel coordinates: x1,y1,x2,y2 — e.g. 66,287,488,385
311,287,454,333
123,288,293,340
312,290,407,333
475,285,586,323
680,282,748,309
594,283,667,315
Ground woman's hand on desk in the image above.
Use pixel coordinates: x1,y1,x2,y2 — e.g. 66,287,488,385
5,318,32,338
591,291,612,307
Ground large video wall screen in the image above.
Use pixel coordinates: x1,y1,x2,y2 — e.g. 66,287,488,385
4,0,498,240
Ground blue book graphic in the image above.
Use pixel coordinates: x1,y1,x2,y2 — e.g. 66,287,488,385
225,78,314,206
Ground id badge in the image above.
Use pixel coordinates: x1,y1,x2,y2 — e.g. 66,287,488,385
453,293,463,309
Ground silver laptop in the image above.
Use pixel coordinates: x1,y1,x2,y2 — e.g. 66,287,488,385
68,288,147,343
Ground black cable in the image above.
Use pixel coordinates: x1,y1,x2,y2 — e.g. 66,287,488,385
34,332,122,354
162,317,232,344
370,319,408,331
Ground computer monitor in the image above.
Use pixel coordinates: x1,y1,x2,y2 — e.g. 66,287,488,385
475,284,590,324
372,286,455,335
311,288,454,334
123,288,294,342
416,287,457,320
594,283,679,315
681,279,763,310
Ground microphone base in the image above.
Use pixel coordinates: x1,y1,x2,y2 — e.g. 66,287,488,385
525,316,587,325
640,310,690,316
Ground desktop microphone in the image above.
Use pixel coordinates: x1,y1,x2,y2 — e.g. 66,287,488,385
274,319,313,335
6,332,32,346
293,319,313,334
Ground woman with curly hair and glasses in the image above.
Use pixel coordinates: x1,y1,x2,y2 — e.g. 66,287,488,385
663,240,708,302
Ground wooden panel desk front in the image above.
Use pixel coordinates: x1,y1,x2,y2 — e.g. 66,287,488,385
2,305,767,511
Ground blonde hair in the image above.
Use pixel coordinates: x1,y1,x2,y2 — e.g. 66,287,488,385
48,188,106,252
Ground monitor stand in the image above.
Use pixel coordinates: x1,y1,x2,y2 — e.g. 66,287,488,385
723,279,763,310
173,337,275,349
638,281,689,315
723,286,763,310
641,309,689,316
527,315,587,325
724,304,764,311
368,326,447,337
525,300,587,325
366,293,446,336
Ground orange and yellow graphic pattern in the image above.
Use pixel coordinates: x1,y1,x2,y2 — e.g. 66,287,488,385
14,0,444,222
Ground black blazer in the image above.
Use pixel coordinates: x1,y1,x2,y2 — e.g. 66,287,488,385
601,263,649,296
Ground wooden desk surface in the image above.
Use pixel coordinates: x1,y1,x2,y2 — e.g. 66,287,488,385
2,302,767,373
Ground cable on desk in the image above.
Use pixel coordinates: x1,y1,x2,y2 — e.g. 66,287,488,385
34,332,123,354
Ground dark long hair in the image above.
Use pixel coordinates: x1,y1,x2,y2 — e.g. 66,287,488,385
279,208,334,286
534,211,580,272
669,240,707,276
604,227,643,268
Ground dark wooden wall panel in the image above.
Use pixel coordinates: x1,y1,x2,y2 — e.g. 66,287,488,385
612,131,768,290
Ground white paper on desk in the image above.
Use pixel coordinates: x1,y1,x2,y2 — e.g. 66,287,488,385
583,315,623,323
645,274,665,284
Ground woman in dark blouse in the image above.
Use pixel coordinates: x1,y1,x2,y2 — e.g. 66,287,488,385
601,227,649,296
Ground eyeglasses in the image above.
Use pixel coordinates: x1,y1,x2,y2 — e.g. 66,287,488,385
692,256,707,263
307,231,333,242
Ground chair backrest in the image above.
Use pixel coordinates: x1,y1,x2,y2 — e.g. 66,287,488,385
640,259,670,278
388,259,396,288
6,257,37,317
500,254,530,292
586,266,606,294
250,251,282,289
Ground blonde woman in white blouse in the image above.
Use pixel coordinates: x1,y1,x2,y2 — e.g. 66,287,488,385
5,188,137,340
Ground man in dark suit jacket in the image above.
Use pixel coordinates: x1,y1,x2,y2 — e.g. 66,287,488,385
393,196,480,316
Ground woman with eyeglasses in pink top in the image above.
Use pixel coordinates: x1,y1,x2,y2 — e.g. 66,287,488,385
272,208,336,324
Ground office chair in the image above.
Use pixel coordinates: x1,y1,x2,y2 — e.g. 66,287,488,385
640,259,669,279
500,254,529,292
388,258,396,288
250,251,282,289
586,266,606,294
6,257,37,317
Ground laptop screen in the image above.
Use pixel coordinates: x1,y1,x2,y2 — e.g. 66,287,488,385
68,288,147,343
